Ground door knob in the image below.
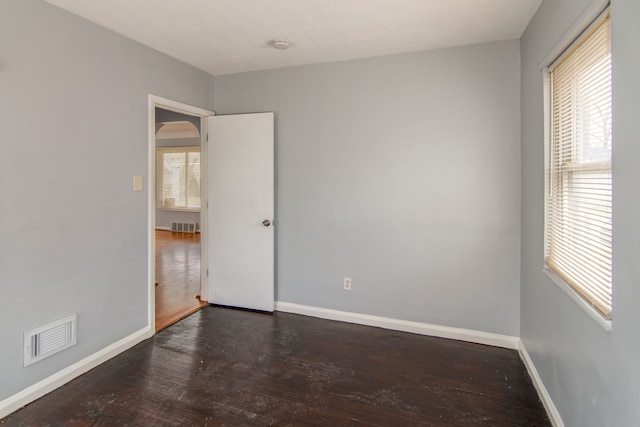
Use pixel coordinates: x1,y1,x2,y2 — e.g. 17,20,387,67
262,219,271,227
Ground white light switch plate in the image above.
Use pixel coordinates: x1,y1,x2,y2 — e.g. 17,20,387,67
133,176,143,192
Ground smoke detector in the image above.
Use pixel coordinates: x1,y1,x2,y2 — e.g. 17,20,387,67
272,39,290,50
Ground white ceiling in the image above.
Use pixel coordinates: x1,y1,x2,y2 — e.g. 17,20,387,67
45,0,542,76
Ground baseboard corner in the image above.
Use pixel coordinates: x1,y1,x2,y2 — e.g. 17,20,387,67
518,340,564,427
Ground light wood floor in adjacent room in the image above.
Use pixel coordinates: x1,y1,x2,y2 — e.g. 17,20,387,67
2,306,551,426
155,230,207,331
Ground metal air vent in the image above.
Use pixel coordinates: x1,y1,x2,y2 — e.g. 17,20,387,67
171,222,197,233
24,314,77,367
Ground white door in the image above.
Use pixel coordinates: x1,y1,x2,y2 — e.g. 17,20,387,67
207,113,274,312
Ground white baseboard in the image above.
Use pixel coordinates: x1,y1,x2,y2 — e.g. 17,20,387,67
0,326,153,419
275,301,520,349
1,304,560,426
518,341,564,427
275,302,562,423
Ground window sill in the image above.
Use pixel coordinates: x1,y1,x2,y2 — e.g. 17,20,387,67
156,207,201,213
543,267,612,332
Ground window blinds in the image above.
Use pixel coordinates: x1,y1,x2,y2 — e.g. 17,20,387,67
546,11,612,319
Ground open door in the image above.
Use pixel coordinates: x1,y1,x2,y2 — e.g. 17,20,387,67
207,112,274,312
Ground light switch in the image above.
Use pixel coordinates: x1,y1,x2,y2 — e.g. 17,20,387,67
133,176,143,192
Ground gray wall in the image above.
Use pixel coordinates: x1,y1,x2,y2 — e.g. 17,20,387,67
214,41,522,336
0,0,214,400
520,0,640,425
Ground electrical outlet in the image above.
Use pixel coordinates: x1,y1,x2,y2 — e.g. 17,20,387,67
343,277,352,291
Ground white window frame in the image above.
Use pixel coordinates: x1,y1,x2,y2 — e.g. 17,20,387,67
543,6,612,329
156,146,201,212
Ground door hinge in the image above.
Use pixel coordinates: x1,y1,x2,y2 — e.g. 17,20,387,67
206,269,209,277
206,134,209,141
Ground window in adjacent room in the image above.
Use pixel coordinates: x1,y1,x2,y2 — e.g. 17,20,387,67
545,9,612,320
156,147,201,210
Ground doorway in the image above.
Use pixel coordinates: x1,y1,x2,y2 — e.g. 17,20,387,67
148,96,214,332
154,111,204,330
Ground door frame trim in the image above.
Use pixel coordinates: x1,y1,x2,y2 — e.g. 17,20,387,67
147,95,214,332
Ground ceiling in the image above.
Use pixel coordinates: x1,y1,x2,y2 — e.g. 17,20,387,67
156,121,200,139
45,0,542,76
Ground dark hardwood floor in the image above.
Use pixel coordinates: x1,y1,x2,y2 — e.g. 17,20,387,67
2,306,550,426
155,230,207,331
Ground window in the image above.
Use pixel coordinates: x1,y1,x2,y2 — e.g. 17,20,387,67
545,10,612,319
156,147,201,210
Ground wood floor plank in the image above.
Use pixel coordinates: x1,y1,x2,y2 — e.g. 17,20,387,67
2,306,551,426
155,230,207,331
